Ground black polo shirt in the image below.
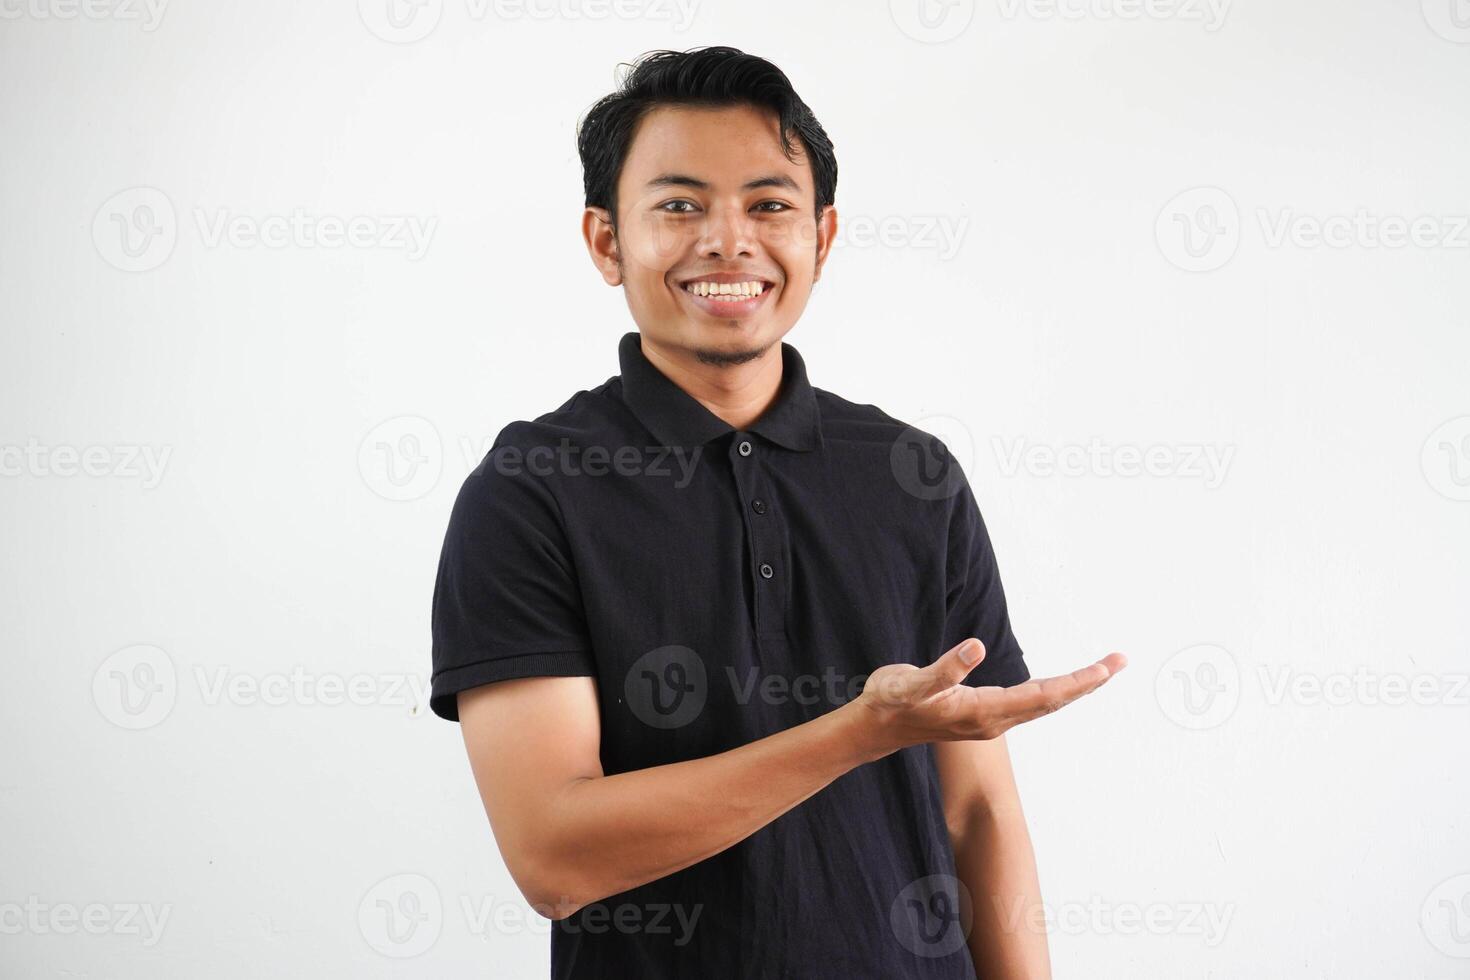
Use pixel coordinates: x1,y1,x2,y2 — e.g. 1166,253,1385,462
430,330,1031,979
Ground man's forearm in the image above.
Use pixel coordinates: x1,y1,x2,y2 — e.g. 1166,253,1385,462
533,699,889,917
952,807,1052,979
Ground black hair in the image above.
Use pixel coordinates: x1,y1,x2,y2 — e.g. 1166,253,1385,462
576,46,837,232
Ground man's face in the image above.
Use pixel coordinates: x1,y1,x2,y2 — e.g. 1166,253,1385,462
584,103,836,365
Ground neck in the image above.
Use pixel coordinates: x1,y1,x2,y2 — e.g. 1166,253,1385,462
639,334,784,432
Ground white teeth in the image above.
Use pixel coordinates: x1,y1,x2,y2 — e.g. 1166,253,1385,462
684,280,766,299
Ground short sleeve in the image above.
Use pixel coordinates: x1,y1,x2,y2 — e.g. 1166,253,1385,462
429,436,596,721
940,450,1031,690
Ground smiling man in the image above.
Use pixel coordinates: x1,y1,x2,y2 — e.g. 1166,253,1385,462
430,46,1125,979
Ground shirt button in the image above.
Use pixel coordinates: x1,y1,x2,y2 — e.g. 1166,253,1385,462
737,440,753,457
758,562,774,579
751,498,767,515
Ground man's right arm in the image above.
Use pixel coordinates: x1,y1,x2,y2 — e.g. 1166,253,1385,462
458,638,1125,920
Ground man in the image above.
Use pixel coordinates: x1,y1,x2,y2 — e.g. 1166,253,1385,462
430,46,1126,979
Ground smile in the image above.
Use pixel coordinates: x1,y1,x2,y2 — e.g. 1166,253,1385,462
683,279,767,299
677,276,775,318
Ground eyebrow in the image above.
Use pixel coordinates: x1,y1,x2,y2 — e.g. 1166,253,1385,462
644,173,802,193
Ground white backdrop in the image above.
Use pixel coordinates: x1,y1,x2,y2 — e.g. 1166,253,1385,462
3,1,1468,977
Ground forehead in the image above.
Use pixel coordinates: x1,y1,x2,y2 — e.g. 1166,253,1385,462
619,104,810,190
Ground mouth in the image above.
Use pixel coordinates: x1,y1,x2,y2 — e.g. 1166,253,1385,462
676,275,776,319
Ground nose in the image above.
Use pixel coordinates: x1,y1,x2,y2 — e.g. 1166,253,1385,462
695,201,756,259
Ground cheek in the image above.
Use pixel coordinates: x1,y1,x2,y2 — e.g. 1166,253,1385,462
620,215,690,276
764,222,820,283
629,274,675,312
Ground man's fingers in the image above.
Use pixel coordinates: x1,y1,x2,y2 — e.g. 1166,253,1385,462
914,638,986,699
977,653,1127,733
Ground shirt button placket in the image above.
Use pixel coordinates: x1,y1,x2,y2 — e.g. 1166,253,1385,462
731,433,780,637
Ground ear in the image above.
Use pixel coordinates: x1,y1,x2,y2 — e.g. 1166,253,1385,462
811,205,838,284
582,207,622,286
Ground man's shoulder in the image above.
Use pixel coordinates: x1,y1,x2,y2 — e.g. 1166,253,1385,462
486,375,631,453
450,377,634,500
812,386,976,515
813,386,942,447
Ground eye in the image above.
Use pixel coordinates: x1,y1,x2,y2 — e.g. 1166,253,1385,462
754,200,793,213
658,200,699,214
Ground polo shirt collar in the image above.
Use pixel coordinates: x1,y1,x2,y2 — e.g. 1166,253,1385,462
618,331,823,453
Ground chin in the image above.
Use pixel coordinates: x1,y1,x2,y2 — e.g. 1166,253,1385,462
688,325,777,365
